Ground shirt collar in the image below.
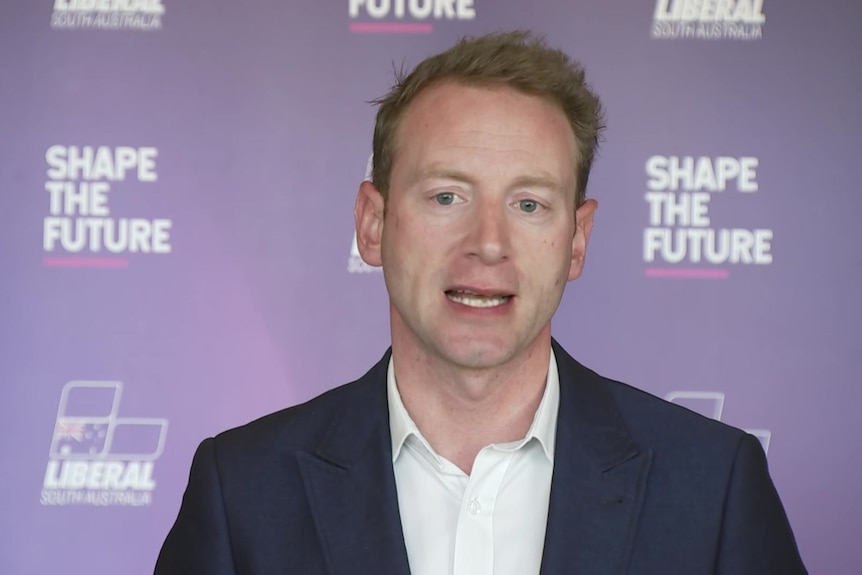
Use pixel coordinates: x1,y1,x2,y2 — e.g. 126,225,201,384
387,348,560,463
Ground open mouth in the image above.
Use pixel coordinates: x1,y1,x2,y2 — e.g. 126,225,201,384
445,289,512,308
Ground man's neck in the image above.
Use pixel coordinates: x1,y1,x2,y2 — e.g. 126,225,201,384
392,339,551,474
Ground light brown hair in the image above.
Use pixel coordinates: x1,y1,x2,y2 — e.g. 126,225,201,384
371,30,605,207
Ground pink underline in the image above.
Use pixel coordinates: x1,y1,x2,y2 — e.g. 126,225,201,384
43,257,128,268
349,22,433,34
644,267,729,279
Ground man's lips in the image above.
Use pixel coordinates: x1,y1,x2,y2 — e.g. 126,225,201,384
444,288,513,308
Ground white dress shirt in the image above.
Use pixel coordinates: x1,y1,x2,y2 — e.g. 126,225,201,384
387,350,560,575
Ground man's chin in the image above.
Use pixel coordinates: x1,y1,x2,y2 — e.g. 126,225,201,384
433,339,521,371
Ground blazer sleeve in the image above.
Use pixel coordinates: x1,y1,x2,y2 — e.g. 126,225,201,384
714,433,807,574
155,438,237,575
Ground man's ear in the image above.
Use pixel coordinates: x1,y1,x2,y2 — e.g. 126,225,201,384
354,180,385,267
568,198,597,281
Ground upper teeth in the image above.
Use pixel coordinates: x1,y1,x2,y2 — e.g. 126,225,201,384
447,292,508,308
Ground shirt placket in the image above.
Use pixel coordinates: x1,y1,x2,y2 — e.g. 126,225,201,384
452,448,512,575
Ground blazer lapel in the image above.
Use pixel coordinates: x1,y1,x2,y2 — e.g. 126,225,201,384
297,352,411,575
541,342,652,574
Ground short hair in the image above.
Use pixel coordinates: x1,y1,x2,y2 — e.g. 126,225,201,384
370,30,605,207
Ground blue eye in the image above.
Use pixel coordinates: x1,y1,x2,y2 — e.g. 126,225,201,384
519,199,539,213
435,192,456,205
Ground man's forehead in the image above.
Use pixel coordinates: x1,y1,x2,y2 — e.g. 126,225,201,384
393,80,577,151
388,84,579,188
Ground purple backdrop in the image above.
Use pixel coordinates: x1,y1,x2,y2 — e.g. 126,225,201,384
1,1,860,573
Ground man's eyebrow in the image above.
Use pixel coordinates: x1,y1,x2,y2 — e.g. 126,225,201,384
508,174,563,192
411,168,564,192
411,168,477,185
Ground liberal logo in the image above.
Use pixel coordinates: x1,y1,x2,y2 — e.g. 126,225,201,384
51,0,165,31
41,381,168,506
651,0,765,41
349,0,475,34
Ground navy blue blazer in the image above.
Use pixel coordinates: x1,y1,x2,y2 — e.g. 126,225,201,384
156,343,807,574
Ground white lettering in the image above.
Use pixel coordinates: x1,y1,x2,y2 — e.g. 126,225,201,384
68,461,88,488
43,217,62,251
644,228,664,262
44,146,158,182
715,156,739,190
43,460,61,488
350,0,473,19
137,147,158,181
42,460,157,490
738,157,758,192
456,0,475,18
654,0,674,20
53,0,165,13
42,217,173,253
89,182,110,215
434,0,455,18
715,0,734,20
681,0,703,21
653,0,765,23
690,192,710,226
104,460,124,488
45,181,66,215
641,191,711,227
643,227,773,264
646,156,758,192
368,0,390,18
151,219,172,253
693,157,718,191
46,145,68,180
700,0,718,20
410,0,432,18
114,147,137,181
646,156,670,190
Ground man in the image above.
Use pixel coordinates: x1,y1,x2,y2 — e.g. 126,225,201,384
156,31,806,574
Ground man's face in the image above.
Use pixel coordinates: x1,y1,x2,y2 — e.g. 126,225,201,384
356,81,596,371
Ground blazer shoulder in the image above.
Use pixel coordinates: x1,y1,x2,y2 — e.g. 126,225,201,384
210,352,390,461
601,371,749,462
554,344,747,457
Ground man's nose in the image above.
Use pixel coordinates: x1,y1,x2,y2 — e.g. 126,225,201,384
464,199,510,264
